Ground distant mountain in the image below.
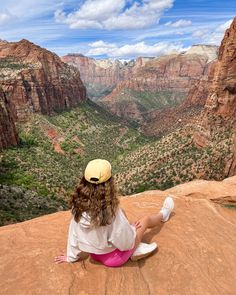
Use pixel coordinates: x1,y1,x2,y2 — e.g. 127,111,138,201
99,45,218,124
61,54,153,100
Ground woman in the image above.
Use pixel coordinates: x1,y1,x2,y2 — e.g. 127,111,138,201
55,159,174,267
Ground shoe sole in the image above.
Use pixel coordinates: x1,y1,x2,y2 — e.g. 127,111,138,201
130,243,158,261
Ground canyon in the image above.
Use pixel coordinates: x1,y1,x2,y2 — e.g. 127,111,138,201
98,45,218,123
0,17,235,227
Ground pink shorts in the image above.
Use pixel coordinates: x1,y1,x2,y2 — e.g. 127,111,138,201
90,248,135,267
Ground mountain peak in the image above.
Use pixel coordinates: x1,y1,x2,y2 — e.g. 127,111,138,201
184,44,219,62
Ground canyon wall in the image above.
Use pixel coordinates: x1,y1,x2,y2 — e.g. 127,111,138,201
0,90,18,149
0,39,87,122
194,17,236,176
99,45,218,122
61,54,153,100
61,54,134,87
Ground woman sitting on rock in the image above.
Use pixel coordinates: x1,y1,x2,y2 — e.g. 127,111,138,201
54,159,174,267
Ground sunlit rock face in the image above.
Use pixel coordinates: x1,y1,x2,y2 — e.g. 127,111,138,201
99,45,218,122
0,39,87,122
0,176,236,295
61,54,142,100
0,90,18,149
193,18,236,176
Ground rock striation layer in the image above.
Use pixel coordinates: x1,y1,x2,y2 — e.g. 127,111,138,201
0,176,236,295
194,17,236,176
62,54,135,88
100,45,218,123
0,39,87,122
61,54,146,100
0,90,18,149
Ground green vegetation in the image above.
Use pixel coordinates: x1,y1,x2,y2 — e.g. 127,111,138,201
0,57,29,70
108,88,186,114
0,100,234,225
222,204,236,210
0,184,67,226
127,89,186,111
115,124,233,195
85,82,114,101
0,101,151,202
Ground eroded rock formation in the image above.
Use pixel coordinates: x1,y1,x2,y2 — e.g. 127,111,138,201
0,39,87,121
61,54,141,100
0,90,18,149
0,176,236,294
194,17,236,176
100,45,218,122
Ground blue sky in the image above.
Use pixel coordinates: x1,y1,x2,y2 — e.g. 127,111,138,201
0,0,235,59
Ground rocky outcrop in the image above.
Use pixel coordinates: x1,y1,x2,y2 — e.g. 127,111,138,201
194,17,236,176
0,176,236,294
207,20,236,117
100,45,218,123
0,90,18,149
0,39,87,121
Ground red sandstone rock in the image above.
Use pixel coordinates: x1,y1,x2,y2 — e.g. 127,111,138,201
61,54,134,88
0,39,87,122
0,90,18,149
194,18,236,155
210,18,236,117
0,176,236,294
100,46,218,122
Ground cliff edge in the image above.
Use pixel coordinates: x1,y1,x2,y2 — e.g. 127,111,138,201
0,176,236,295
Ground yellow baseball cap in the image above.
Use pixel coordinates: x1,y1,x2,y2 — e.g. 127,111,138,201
84,159,112,184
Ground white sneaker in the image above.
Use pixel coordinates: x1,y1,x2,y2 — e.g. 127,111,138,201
131,242,158,261
160,196,174,222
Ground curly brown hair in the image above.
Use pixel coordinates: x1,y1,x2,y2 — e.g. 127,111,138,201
70,176,119,227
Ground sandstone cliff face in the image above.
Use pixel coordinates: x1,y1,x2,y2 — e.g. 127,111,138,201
0,39,87,121
100,46,218,122
61,54,135,99
0,176,236,295
194,17,236,176
206,19,236,117
0,90,18,149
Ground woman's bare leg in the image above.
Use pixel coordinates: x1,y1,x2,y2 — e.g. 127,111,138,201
134,212,163,248
133,196,174,249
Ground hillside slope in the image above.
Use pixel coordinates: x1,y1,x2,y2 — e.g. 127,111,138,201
0,176,235,295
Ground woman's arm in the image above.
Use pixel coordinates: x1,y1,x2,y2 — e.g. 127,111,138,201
54,218,81,263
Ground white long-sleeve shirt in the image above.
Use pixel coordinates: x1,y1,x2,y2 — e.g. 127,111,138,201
67,208,136,262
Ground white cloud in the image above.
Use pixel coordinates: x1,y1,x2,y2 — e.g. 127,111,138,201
165,19,192,28
87,40,188,58
55,0,174,30
0,12,11,24
192,19,233,45
89,40,116,48
218,19,233,32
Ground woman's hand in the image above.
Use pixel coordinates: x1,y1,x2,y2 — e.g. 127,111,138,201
54,253,68,264
133,220,142,230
